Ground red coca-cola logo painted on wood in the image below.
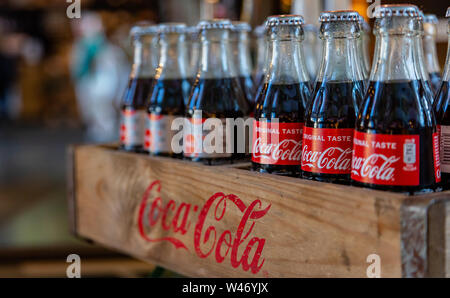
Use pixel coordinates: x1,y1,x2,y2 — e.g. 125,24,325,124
137,180,271,274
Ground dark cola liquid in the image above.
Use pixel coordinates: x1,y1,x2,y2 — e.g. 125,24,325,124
253,77,265,107
252,81,311,176
186,77,250,165
355,80,437,194
429,72,442,96
419,80,435,106
303,80,365,184
149,78,190,112
148,78,191,157
434,81,450,187
239,75,255,111
120,77,154,152
253,72,264,86
253,72,265,94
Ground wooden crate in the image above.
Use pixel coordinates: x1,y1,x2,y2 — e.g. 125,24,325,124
68,145,450,278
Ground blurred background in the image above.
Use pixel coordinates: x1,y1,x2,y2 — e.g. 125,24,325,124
0,0,449,277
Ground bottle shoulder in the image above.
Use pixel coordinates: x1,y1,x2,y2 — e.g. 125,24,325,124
356,80,436,133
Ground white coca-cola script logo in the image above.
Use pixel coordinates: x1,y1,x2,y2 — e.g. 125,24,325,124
252,138,302,162
302,145,352,171
351,154,401,181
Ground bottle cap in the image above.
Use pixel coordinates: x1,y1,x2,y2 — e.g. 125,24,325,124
374,4,420,18
186,26,199,34
266,15,304,27
423,14,438,24
197,19,233,30
130,22,158,37
319,10,360,23
158,23,188,34
231,21,251,32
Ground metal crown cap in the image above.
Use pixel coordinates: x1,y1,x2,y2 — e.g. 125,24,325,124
418,10,425,21
266,15,304,27
374,4,420,18
447,7,450,18
423,14,438,24
197,19,232,30
130,22,158,37
157,23,188,34
186,26,199,35
231,21,251,32
319,10,360,22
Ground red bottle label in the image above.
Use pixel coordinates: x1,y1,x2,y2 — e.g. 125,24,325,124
252,120,303,165
433,131,441,183
183,117,232,159
301,127,354,174
351,131,420,186
145,114,177,154
120,108,146,147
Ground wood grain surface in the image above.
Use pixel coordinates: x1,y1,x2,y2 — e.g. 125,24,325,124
71,145,450,277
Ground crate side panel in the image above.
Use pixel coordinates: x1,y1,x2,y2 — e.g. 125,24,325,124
74,146,404,277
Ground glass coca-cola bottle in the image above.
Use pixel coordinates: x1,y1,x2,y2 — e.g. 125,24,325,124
252,15,311,176
230,21,254,110
146,23,191,157
253,24,266,89
253,20,273,106
302,10,366,184
352,5,440,194
415,11,436,104
357,15,371,81
120,23,158,152
358,15,372,80
186,26,200,85
303,24,320,82
423,14,442,94
434,7,450,187
184,19,250,165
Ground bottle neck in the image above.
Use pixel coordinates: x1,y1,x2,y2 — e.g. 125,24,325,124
156,33,188,80
423,33,441,74
316,34,364,83
267,30,309,84
356,32,369,79
303,30,319,80
198,29,237,79
254,35,266,75
131,36,158,79
231,32,253,76
370,33,420,82
444,30,450,81
414,31,431,81
262,36,273,75
188,39,200,78
361,31,371,76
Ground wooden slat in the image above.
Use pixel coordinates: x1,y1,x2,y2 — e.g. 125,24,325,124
72,145,423,277
447,203,450,278
426,197,450,277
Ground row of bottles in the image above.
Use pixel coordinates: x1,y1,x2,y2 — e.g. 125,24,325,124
119,5,450,195
434,7,450,187
120,20,252,163
252,5,447,194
